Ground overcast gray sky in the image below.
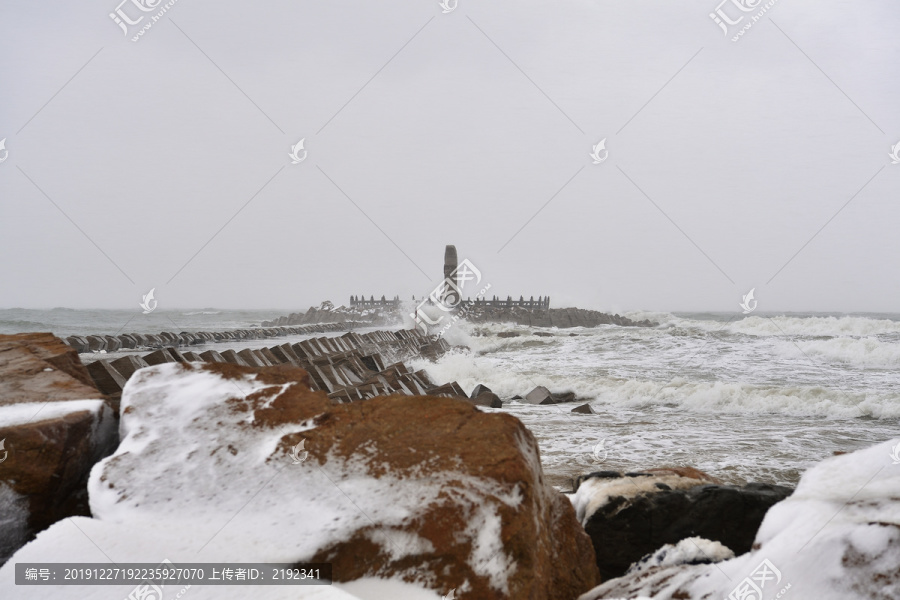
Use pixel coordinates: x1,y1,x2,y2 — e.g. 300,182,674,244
1,0,898,312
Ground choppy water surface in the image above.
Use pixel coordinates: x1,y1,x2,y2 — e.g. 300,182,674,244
410,312,900,488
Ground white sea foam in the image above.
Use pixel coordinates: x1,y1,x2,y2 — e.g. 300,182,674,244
775,336,900,368
410,313,900,419
623,310,900,338
411,352,898,418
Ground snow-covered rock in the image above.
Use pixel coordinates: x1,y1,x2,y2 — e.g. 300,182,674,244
570,468,791,581
624,537,734,575
0,333,117,564
0,361,598,599
578,439,900,599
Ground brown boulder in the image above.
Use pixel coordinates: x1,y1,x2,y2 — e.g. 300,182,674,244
304,393,599,599
0,333,105,408
0,333,118,563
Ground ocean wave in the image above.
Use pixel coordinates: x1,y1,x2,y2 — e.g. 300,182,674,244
727,315,900,338
775,336,900,368
408,351,900,419
623,311,900,338
0,320,55,330
181,311,222,316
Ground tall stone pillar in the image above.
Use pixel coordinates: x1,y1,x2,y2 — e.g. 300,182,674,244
444,245,458,285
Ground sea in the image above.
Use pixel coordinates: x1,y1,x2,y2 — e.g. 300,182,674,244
3,308,898,490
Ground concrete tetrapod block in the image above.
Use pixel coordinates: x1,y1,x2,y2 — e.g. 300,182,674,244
471,392,503,409
117,334,138,349
142,349,176,366
524,386,554,405
251,349,273,366
166,348,188,363
103,336,122,352
109,355,151,380
65,337,89,353
470,384,492,399
260,347,284,365
86,359,128,396
220,350,249,366
236,349,263,367
198,350,226,363
86,336,107,353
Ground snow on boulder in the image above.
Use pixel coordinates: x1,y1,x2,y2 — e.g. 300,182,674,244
570,469,792,581
624,537,734,575
0,361,598,599
578,439,900,599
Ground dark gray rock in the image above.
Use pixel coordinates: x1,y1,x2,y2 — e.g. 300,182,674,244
470,392,503,408
470,384,492,399
523,385,553,405
576,472,793,581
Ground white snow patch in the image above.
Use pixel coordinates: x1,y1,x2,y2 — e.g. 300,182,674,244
625,537,734,575
571,475,706,526
578,438,900,600
0,399,107,427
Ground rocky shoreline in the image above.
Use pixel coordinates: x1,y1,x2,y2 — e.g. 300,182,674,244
1,331,897,599
259,302,658,330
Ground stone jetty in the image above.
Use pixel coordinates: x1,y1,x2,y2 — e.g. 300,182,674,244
78,328,469,407
261,302,402,328
465,304,655,328
63,321,364,354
